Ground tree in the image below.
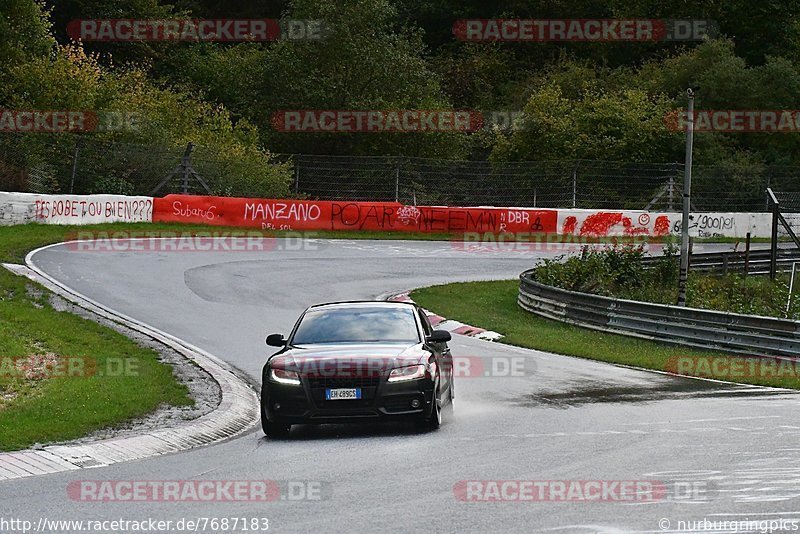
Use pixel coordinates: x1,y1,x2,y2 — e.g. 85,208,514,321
251,0,468,158
491,84,680,162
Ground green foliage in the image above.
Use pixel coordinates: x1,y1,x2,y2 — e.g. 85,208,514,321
0,1,291,196
532,244,655,296
87,175,135,195
0,0,55,86
251,0,469,158
4,0,800,186
491,83,681,162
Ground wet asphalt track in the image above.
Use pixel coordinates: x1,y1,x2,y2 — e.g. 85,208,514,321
3,239,800,534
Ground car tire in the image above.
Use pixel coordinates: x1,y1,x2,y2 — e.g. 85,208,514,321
445,382,455,415
420,386,442,431
261,405,291,439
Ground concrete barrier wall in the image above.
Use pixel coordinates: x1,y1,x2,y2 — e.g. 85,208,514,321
0,192,153,226
557,209,770,239
0,191,772,238
152,194,559,234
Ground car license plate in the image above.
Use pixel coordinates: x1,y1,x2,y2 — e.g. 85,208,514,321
326,388,361,400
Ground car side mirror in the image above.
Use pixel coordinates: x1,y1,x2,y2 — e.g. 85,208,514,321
426,330,451,343
266,333,286,347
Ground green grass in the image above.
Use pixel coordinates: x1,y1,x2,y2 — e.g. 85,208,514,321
0,266,192,450
412,280,800,390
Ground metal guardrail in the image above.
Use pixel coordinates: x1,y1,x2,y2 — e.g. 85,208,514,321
641,249,800,275
518,270,800,356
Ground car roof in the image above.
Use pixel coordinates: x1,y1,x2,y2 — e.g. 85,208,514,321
306,300,418,311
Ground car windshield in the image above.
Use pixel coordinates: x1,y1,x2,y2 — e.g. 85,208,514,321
291,306,420,344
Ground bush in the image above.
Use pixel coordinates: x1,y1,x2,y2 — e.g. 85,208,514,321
532,244,663,297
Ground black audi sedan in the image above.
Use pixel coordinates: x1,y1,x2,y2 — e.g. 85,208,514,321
260,301,454,438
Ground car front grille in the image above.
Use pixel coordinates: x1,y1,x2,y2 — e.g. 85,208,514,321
304,373,383,408
306,375,382,390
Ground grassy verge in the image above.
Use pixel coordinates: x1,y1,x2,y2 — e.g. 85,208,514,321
412,280,800,390
0,264,193,450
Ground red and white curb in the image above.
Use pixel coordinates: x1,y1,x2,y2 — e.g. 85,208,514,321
385,292,503,342
0,244,259,482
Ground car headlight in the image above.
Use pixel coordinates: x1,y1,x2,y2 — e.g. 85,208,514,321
388,364,427,382
270,368,301,386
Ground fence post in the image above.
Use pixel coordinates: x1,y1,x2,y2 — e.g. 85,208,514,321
766,172,772,211
571,162,578,208
395,159,400,203
294,155,301,194
69,137,82,194
744,232,751,275
770,189,780,280
181,142,193,194
668,166,676,211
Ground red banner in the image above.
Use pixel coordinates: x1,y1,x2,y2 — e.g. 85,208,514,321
153,195,558,234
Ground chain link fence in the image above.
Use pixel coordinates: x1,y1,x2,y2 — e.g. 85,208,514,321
284,155,678,209
771,190,800,252
2,132,800,211
0,133,291,198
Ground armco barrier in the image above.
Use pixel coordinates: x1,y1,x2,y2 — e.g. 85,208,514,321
0,192,153,226
641,249,800,275
518,269,800,357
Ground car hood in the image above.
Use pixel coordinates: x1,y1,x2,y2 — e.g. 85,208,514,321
270,343,428,375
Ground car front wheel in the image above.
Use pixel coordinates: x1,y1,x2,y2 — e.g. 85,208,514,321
261,405,291,439
420,386,442,431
